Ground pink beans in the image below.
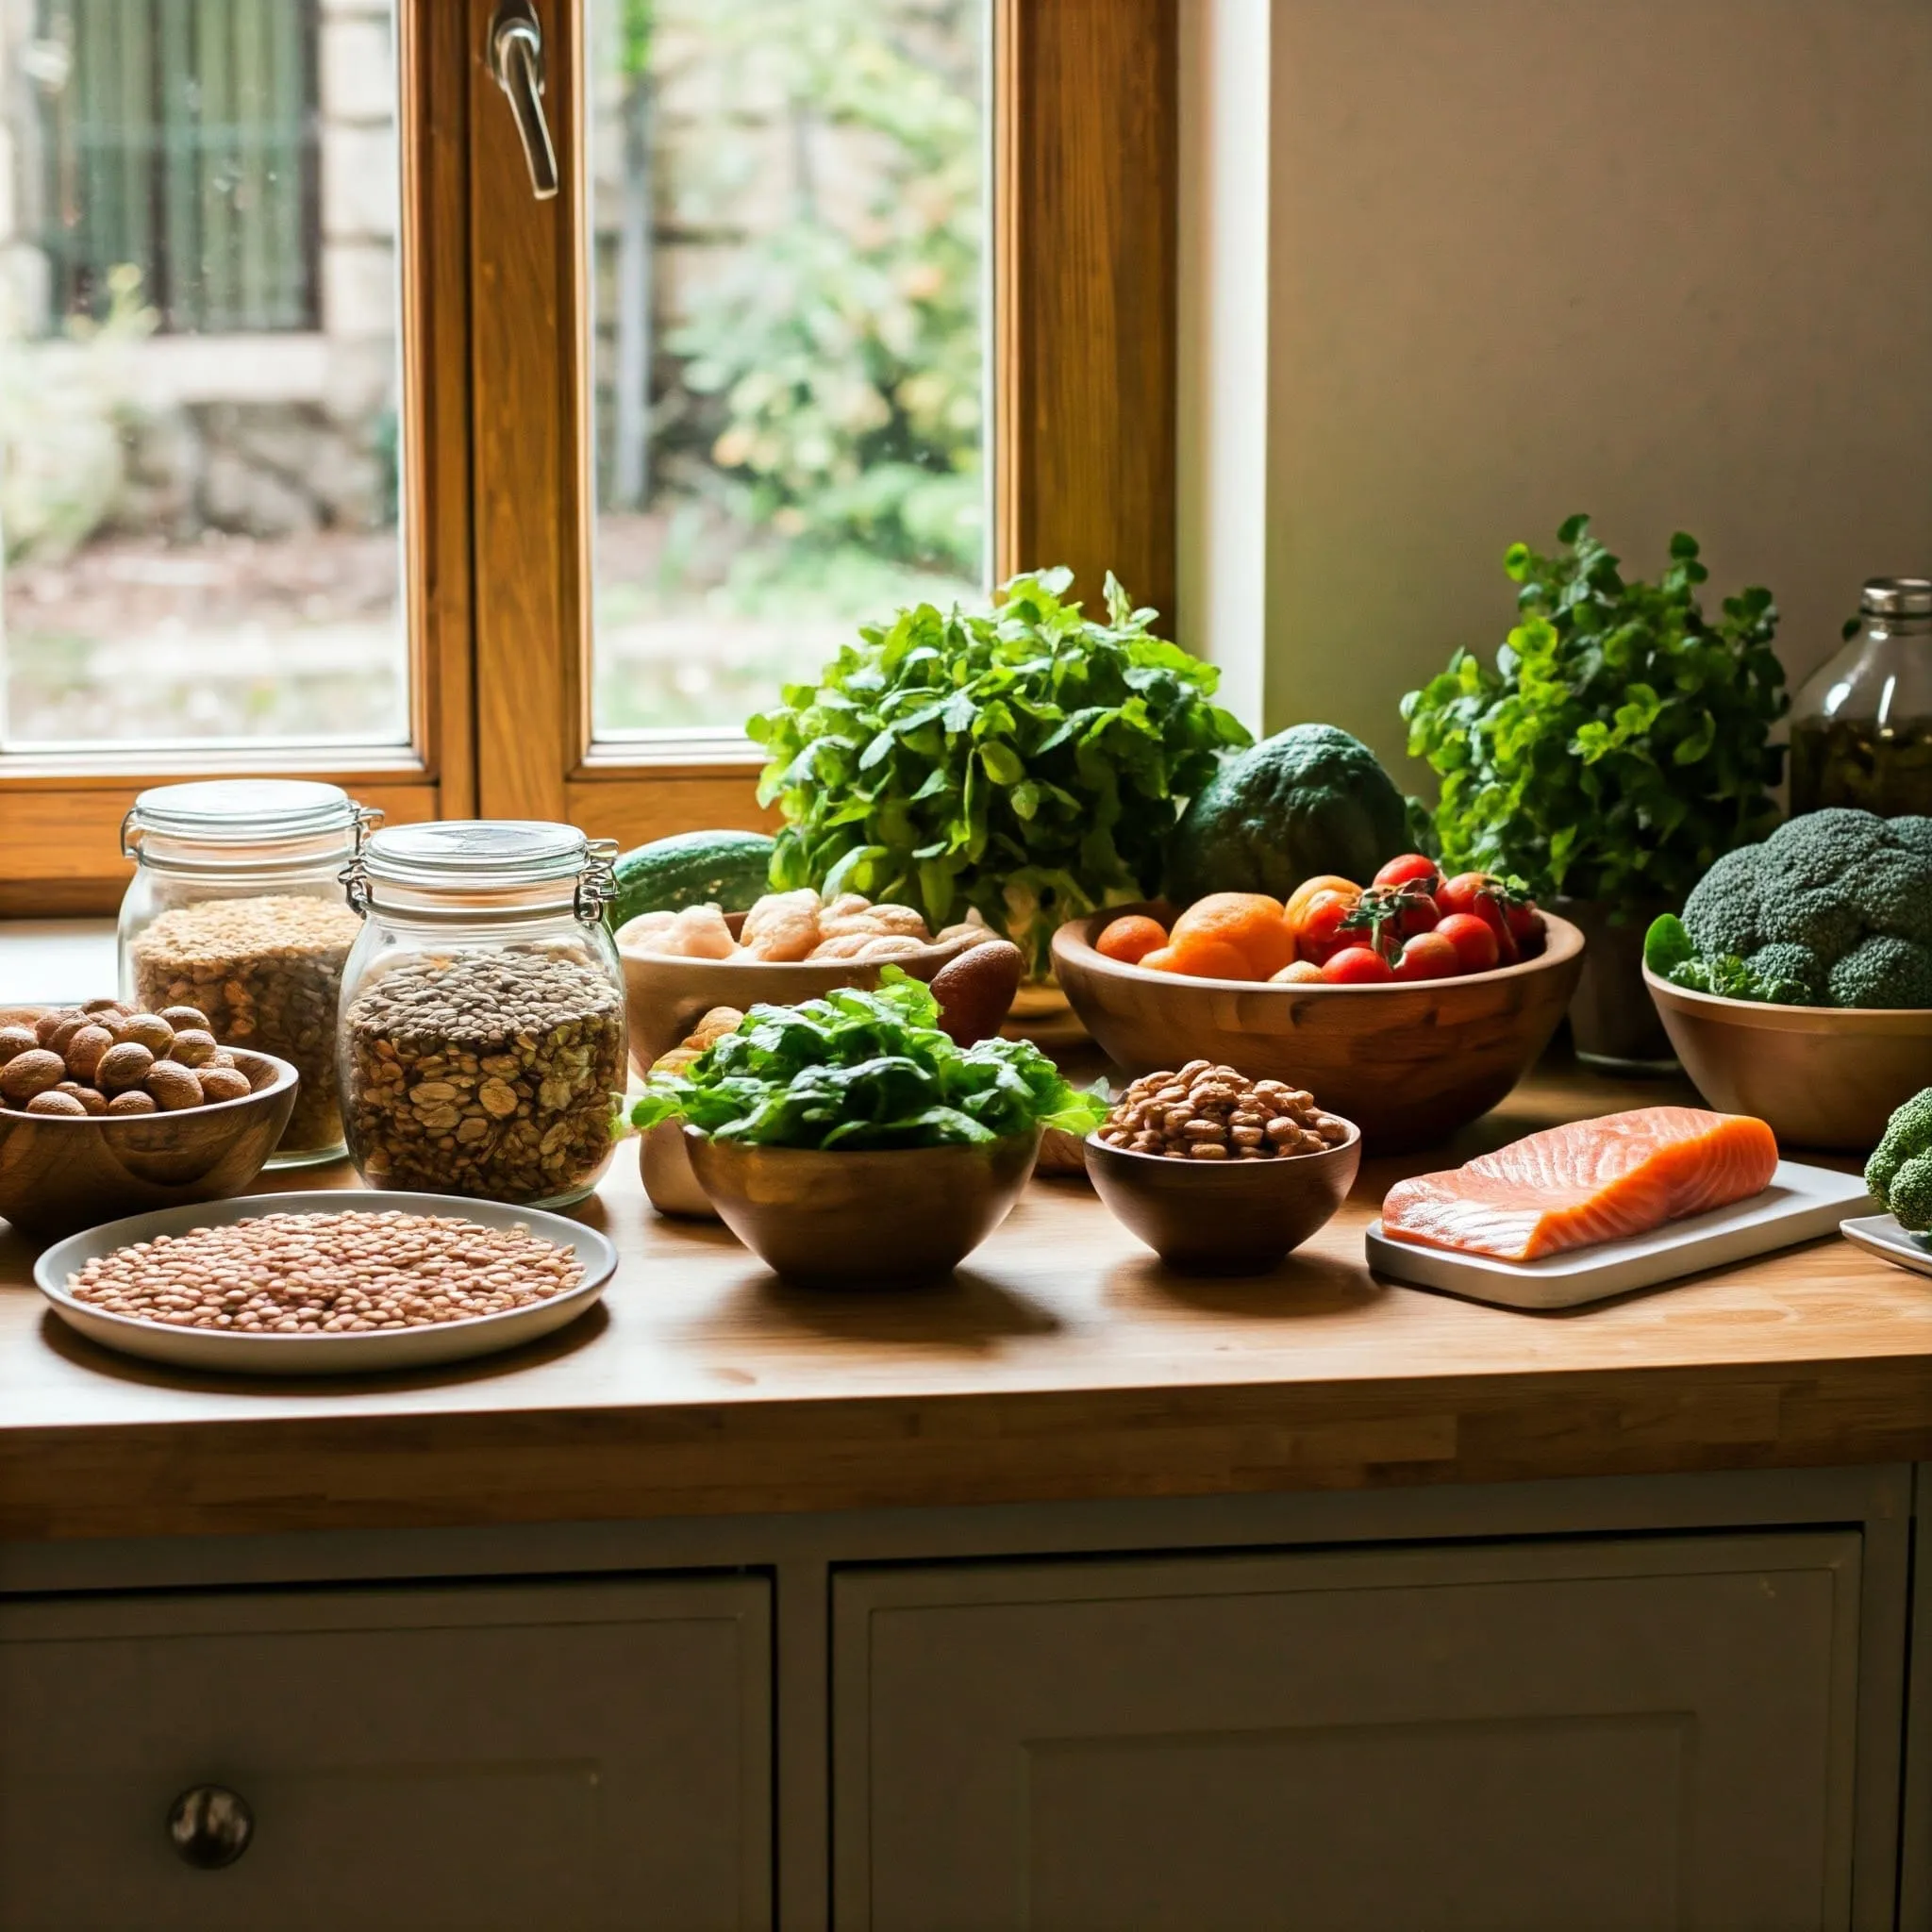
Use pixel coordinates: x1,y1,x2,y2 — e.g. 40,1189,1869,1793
68,1210,583,1334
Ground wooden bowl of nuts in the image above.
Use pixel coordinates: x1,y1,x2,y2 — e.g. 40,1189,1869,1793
0,1001,298,1239
1085,1063,1362,1274
619,890,993,1073
1052,904,1584,1151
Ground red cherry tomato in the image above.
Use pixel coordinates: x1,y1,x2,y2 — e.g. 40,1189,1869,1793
1321,945,1395,985
1372,853,1442,895
1341,882,1439,960
1392,930,1461,982
1296,890,1359,965
1435,911,1501,974
1505,901,1543,952
1437,873,1519,964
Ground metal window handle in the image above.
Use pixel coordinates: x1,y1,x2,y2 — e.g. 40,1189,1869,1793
490,5,558,201
167,1785,254,1870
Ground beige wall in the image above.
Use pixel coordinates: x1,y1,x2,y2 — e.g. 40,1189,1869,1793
1263,0,1932,786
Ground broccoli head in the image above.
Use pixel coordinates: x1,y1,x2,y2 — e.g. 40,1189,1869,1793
1681,846,1763,958
1886,816,1932,862
1763,808,1890,889
1678,810,1932,1008
1742,941,1824,1005
1867,1086,1932,1231
1758,886,1862,958
1827,934,1932,1009
1863,845,1932,946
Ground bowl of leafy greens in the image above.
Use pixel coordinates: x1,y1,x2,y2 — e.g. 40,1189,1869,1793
630,972,1106,1284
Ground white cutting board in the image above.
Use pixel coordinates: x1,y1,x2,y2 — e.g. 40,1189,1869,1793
1364,1160,1873,1311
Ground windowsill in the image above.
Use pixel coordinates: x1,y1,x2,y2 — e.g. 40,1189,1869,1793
0,920,118,1008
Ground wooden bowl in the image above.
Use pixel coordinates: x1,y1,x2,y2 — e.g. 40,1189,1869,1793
1050,906,1585,1151
621,917,982,1073
1644,967,1932,1151
683,1129,1041,1285
0,1047,299,1241
1085,1124,1362,1274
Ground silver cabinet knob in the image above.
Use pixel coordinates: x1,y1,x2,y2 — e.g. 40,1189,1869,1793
167,1784,253,1870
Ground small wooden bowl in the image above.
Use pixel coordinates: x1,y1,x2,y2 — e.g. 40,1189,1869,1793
1085,1125,1362,1274
1050,906,1585,1151
683,1129,1041,1285
0,1047,299,1241
1644,967,1932,1151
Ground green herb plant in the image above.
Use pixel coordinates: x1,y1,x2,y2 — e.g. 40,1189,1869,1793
748,569,1251,976
1402,517,1788,909
631,970,1106,1150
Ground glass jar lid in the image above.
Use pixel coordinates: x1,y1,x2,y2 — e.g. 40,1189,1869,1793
351,821,617,921
126,778,361,844
1860,577,1932,619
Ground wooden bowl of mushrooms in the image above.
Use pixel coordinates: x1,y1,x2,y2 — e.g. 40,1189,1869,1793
0,1001,298,1239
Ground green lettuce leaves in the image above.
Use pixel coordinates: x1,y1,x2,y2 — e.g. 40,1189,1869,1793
630,970,1107,1150
747,568,1251,977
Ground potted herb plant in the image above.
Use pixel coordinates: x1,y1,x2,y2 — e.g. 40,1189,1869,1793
1402,517,1788,1067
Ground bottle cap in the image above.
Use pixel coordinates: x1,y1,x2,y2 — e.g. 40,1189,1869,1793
1860,577,1932,618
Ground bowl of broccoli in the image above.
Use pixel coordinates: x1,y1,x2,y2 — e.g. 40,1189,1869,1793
1641,809,1932,1148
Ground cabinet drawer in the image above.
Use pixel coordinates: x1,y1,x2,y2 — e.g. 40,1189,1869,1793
835,1533,1860,1931
0,1574,770,1932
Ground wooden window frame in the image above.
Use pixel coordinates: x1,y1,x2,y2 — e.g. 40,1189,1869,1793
0,0,1176,909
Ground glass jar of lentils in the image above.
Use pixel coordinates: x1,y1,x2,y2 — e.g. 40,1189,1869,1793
118,780,377,1166
337,822,627,1208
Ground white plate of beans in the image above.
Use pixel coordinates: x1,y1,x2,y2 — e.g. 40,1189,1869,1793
35,1192,618,1375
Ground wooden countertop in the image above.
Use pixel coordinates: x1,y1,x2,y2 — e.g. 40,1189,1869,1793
3,1059,1929,1544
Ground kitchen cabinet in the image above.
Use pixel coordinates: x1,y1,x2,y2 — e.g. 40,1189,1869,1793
835,1534,1864,1931
0,1574,771,1932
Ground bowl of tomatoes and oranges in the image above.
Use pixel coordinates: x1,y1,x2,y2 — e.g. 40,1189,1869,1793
1049,858,1583,1149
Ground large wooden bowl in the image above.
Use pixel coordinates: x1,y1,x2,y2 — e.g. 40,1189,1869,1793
0,1046,299,1241
1644,967,1932,1151
1050,906,1584,1151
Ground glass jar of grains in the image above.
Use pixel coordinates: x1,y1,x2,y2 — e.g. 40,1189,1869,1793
336,822,627,1208
119,779,377,1166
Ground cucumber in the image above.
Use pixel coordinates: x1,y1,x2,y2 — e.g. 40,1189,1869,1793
608,829,776,930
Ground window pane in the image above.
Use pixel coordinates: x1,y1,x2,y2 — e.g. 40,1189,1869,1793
588,0,988,741
0,0,407,752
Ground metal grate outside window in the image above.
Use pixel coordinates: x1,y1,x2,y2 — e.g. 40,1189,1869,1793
35,0,319,333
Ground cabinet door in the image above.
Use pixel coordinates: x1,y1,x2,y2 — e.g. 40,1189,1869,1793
0,1574,770,1931
835,1534,1861,1932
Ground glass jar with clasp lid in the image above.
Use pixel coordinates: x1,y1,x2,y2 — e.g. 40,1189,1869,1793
1790,577,1932,816
118,779,379,1166
336,822,627,1208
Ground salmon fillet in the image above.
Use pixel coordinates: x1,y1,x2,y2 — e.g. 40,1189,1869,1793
1379,1107,1779,1263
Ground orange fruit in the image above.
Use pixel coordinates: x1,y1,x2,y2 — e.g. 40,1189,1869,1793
1161,936,1257,981
1168,891,1294,980
1096,914,1169,966
1285,874,1360,945
1140,946,1180,974
1270,959,1325,984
